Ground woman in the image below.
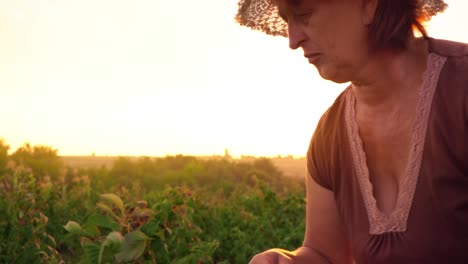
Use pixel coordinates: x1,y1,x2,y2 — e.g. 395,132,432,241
236,0,468,263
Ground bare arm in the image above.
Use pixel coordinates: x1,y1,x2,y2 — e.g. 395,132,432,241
300,171,352,263
250,172,352,264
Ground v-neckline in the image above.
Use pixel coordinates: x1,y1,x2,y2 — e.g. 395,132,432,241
344,53,447,235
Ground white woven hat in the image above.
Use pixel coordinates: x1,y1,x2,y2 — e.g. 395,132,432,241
235,0,447,37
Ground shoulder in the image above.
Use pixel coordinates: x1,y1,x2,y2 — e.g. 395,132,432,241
306,87,351,189
428,38,468,73
428,38,468,93
428,37,468,58
426,38,468,133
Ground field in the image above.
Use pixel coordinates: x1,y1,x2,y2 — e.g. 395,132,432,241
61,155,307,179
0,141,307,263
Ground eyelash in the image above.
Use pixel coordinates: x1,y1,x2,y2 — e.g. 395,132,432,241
295,12,312,24
279,10,313,24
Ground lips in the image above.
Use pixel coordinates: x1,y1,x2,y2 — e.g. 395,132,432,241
304,53,321,63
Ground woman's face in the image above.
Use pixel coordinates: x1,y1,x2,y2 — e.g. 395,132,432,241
278,0,375,83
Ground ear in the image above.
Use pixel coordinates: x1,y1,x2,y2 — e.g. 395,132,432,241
361,0,378,25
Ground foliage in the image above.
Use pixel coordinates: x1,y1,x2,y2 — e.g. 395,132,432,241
64,194,155,263
0,139,306,263
0,139,9,175
0,160,62,263
10,143,64,182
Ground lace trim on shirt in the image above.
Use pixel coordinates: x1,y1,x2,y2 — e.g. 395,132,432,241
345,53,447,235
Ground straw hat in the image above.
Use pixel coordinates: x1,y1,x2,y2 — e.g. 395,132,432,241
235,0,447,37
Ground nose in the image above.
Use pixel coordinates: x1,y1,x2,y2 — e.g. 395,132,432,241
288,21,306,50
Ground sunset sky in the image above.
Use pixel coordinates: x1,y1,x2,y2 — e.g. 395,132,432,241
1,0,467,157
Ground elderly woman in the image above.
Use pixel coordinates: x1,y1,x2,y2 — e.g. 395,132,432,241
236,0,468,263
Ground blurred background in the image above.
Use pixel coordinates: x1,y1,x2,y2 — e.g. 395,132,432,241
2,0,466,158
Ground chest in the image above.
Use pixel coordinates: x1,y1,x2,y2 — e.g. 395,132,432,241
357,118,412,173
355,110,415,214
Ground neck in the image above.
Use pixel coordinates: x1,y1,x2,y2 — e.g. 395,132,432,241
350,37,429,112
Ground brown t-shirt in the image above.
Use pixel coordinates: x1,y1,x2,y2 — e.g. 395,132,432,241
307,38,468,264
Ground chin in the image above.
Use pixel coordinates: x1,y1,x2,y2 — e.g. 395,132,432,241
317,66,350,84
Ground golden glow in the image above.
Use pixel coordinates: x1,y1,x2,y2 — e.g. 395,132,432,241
1,0,466,157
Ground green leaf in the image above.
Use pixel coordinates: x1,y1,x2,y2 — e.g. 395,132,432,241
96,202,118,220
87,213,121,231
140,219,161,236
100,194,125,216
81,239,100,264
64,221,83,235
103,231,124,249
115,230,152,263
100,232,124,264
81,222,101,238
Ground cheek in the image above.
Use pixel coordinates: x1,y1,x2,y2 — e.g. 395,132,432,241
319,28,349,57
305,22,340,51
330,22,367,56
312,19,357,50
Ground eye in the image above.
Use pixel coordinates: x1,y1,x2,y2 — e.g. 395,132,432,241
295,12,312,24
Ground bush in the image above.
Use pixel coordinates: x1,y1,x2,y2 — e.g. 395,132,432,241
0,140,306,263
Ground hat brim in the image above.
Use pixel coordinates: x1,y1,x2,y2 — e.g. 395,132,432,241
235,0,288,37
235,0,448,38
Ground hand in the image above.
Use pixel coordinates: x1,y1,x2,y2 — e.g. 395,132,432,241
249,248,294,264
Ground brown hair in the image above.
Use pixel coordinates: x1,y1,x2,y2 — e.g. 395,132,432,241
368,0,447,50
